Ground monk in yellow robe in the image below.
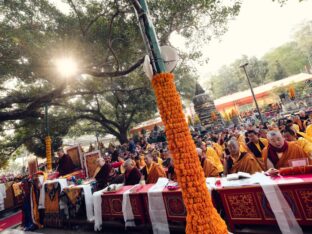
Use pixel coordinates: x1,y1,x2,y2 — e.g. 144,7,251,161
205,143,223,174
234,131,248,153
141,153,166,184
212,142,223,158
246,130,268,169
262,130,309,170
197,148,219,177
282,127,312,158
226,139,263,175
152,150,163,165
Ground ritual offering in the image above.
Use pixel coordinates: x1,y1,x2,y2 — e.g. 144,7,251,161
166,181,179,191
103,183,123,194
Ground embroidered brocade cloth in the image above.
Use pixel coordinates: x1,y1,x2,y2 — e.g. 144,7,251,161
44,182,61,227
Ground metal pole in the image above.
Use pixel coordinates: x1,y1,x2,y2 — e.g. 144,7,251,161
240,63,265,126
45,103,49,135
132,0,166,74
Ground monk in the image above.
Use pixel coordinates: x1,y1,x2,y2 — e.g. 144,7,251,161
197,148,219,177
262,130,309,170
205,142,224,174
282,127,312,158
94,158,121,190
151,150,163,165
233,130,248,153
57,148,76,176
124,159,142,185
141,153,166,184
226,139,263,175
246,130,268,169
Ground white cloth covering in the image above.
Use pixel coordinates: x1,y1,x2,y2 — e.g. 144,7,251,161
93,187,106,231
148,178,170,234
253,173,303,234
0,183,6,211
38,178,68,209
122,185,140,228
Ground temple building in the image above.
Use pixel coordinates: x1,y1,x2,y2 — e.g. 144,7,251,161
192,82,223,131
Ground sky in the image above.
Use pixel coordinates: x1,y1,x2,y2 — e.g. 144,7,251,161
170,0,312,83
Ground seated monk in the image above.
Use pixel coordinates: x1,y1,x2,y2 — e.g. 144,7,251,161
141,152,166,184
94,158,124,190
151,150,163,165
262,130,309,170
124,159,142,185
57,148,76,176
246,130,268,169
197,148,219,177
226,139,263,175
205,142,224,174
282,127,312,158
246,130,268,157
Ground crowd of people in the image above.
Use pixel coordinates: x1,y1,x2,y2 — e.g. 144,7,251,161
9,108,311,231
54,110,312,192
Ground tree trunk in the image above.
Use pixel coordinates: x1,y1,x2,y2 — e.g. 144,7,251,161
118,128,129,144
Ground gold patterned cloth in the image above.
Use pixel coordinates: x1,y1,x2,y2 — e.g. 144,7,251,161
63,187,82,206
12,182,22,197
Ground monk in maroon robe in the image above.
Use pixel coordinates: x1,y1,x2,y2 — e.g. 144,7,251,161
124,159,142,185
57,148,76,176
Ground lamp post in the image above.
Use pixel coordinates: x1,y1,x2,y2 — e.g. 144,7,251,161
240,62,265,126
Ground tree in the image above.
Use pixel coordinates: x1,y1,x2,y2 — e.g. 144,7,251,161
263,42,307,81
206,55,269,98
0,0,241,165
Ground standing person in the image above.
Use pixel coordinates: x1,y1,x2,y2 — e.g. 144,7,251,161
56,148,76,176
124,159,142,185
141,152,166,184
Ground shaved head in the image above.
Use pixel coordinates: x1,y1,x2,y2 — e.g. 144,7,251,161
267,130,285,148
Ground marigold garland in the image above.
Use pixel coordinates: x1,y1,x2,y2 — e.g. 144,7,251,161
45,136,52,172
152,73,228,234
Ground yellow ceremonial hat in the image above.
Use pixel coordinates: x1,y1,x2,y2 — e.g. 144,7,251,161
306,125,312,137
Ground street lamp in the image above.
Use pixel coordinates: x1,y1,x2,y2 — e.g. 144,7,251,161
240,62,265,126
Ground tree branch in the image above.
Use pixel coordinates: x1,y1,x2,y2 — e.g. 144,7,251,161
83,56,144,77
67,0,86,37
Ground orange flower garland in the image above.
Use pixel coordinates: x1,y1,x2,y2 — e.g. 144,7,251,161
152,73,227,234
45,136,52,172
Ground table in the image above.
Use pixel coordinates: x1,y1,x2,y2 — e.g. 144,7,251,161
0,182,23,214
101,185,146,224
217,175,312,231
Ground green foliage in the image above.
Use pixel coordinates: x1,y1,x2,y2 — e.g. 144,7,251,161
0,0,241,165
206,21,312,99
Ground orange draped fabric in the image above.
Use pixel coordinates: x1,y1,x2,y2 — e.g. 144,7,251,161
262,142,309,170
145,162,166,184
202,158,220,177
206,147,223,173
230,153,263,174
152,73,227,234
